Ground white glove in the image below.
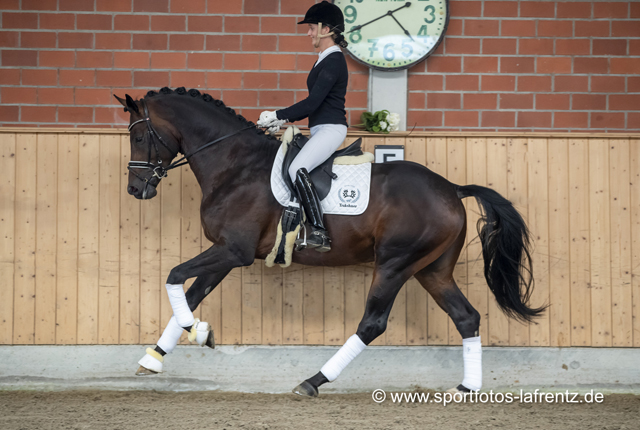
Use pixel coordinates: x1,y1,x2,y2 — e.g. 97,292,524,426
257,110,287,134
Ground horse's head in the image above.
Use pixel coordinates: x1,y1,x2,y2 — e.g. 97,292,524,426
115,93,181,200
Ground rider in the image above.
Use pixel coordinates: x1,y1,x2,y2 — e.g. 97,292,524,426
257,1,349,253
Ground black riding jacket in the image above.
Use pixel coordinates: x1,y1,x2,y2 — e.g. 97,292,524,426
276,51,348,128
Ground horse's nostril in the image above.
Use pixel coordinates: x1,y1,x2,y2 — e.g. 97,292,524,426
128,185,139,195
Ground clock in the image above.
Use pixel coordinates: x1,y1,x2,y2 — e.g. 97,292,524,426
332,0,449,71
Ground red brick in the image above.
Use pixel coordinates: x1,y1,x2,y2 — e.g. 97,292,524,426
59,32,93,49
591,112,624,129
59,0,94,10
427,93,461,109
593,39,627,56
573,94,606,110
409,74,444,91
554,112,588,128
95,106,129,125
628,113,640,130
20,31,56,48
0,68,20,85
77,14,113,30
464,93,496,109
536,94,570,110
594,2,628,18
111,87,148,100
262,17,297,34
610,58,640,74
1,12,37,29
521,1,555,17
151,52,186,69
501,57,535,73
243,35,277,52
556,39,590,55
345,56,369,74
482,38,516,55
538,20,573,37
171,0,205,13
188,16,223,33
555,76,588,92
407,110,443,128
75,88,112,105
445,111,478,127
39,13,75,30
259,90,294,107
464,56,498,73
21,106,56,122
39,50,74,67
450,1,482,17
38,87,74,104
206,35,241,51
446,75,479,91
222,90,258,107
133,34,167,51
0,106,19,122
134,0,168,13
612,21,640,38
280,0,314,15
244,0,278,14
188,53,223,70
557,2,591,18
590,76,625,93
537,57,572,74
0,0,19,10
23,0,57,9
518,75,552,92
408,92,426,109
484,1,518,17
76,51,113,68
629,77,640,93
482,75,515,91
630,40,640,56
500,94,533,109
207,0,242,14
296,55,316,70
445,38,480,54
464,20,499,36
96,70,132,87
115,14,149,31
58,106,93,123
574,57,609,74
2,50,37,66
170,34,204,51
575,21,609,37
609,95,640,111
280,35,314,52
171,71,205,88
96,0,132,12
501,20,536,37
632,3,640,18
2,87,36,104
447,19,464,36
520,39,553,55
207,72,243,89
348,74,368,91
426,56,461,73
225,16,260,33
346,91,368,109
261,54,296,71
0,31,19,47
518,112,551,128
482,111,515,127
114,52,150,69
59,70,95,87
151,15,185,32
134,71,169,88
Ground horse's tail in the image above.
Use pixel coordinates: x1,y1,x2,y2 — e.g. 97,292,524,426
457,184,546,323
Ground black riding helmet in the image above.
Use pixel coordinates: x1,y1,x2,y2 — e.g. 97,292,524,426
298,1,345,33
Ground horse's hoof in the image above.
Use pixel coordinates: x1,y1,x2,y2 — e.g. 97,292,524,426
292,381,318,398
135,365,159,376
446,384,472,394
205,329,215,349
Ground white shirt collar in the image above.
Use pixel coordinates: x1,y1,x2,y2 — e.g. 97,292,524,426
315,45,341,67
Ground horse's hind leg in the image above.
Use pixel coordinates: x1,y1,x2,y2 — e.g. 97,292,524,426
293,267,406,397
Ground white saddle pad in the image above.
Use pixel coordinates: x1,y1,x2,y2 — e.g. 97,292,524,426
270,130,373,216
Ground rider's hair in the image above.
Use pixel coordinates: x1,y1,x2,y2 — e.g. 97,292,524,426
332,31,348,48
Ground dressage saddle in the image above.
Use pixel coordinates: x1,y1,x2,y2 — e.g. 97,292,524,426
281,133,363,201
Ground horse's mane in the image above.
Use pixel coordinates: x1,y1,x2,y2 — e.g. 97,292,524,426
139,86,280,143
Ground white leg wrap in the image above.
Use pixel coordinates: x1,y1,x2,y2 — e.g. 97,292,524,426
157,316,183,354
165,283,195,328
320,334,367,382
462,336,482,391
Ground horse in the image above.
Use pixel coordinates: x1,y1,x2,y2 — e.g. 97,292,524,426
115,87,545,397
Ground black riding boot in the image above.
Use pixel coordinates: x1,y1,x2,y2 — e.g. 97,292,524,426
294,168,331,252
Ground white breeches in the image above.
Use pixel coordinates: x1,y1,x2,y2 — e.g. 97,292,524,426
288,124,347,182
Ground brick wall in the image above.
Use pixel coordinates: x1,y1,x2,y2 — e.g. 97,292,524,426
0,0,638,132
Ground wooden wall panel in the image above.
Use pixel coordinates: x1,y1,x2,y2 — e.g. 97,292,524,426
1,130,638,348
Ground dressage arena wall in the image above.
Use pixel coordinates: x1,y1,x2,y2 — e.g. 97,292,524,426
1,129,640,350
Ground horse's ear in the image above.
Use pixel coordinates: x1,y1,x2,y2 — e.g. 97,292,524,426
114,94,139,114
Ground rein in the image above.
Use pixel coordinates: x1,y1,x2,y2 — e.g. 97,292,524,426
127,99,256,197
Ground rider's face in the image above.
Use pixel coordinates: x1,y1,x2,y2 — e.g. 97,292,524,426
307,24,318,41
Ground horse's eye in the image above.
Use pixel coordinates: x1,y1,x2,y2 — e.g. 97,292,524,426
135,136,143,143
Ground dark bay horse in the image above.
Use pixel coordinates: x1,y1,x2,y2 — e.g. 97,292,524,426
116,87,544,397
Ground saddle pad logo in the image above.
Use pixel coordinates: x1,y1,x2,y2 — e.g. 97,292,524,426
338,185,361,208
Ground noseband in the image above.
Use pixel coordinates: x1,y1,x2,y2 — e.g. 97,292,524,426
127,99,256,198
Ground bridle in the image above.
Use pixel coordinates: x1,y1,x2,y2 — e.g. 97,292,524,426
127,98,255,199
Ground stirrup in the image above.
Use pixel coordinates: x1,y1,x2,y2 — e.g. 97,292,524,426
296,227,331,253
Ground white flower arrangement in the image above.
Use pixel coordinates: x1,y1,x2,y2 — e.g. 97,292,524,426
357,110,400,134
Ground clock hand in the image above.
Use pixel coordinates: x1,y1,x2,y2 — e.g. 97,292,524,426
347,2,412,33
389,13,414,42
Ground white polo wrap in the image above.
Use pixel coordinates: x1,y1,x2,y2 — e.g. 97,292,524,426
462,336,482,391
157,316,183,354
320,334,367,382
165,283,195,328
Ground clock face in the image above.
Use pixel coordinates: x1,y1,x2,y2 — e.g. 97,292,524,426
332,0,449,71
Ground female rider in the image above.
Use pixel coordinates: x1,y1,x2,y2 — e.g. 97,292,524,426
257,1,349,253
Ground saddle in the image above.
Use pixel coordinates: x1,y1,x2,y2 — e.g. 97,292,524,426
281,131,364,201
